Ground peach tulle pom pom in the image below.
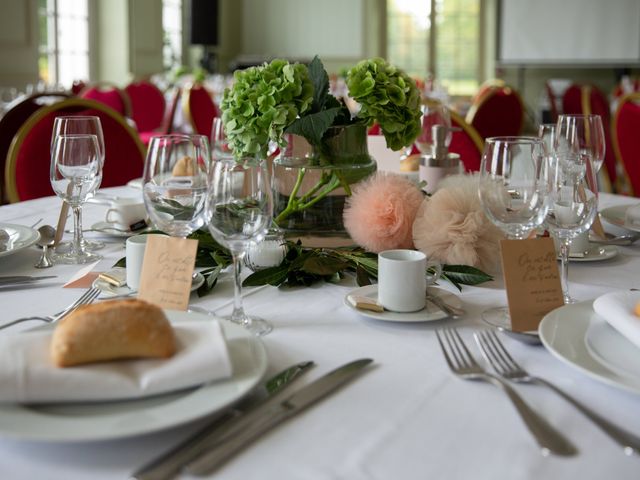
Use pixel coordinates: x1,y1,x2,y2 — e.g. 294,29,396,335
344,172,424,253
412,174,504,272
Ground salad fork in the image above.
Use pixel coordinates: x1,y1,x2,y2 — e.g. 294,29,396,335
435,328,577,456
475,329,640,456
0,286,100,331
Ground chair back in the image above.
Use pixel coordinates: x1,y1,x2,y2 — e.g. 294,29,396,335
465,84,525,139
79,82,132,118
124,80,166,132
5,98,145,203
0,92,71,203
562,83,618,191
183,83,219,136
611,92,640,196
450,110,483,172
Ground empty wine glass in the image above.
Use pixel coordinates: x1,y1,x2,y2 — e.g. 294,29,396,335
414,100,452,154
142,134,211,238
205,157,273,336
211,117,234,160
52,116,106,252
50,134,103,264
546,132,599,304
478,136,549,327
556,114,605,177
538,123,557,152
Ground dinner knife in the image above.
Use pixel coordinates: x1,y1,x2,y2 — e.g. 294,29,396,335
131,360,315,480
184,358,373,476
0,275,57,285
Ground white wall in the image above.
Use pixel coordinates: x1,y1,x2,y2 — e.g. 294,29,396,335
0,0,39,89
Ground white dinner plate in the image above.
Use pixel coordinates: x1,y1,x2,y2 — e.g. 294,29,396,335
90,221,151,238
600,204,640,233
539,301,640,395
93,269,205,298
0,311,267,442
0,223,40,258
585,318,640,380
565,244,618,262
344,285,461,322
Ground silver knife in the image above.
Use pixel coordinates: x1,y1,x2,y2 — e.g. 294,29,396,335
426,290,465,318
131,360,314,480
185,358,374,476
0,275,57,285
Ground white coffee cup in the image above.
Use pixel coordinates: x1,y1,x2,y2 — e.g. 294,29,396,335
106,198,147,230
378,249,442,312
126,234,158,290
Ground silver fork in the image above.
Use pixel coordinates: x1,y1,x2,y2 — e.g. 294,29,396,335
436,328,577,456
475,329,640,456
0,287,100,331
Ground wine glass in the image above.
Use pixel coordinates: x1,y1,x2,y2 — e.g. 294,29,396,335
538,123,557,153
556,114,605,178
142,134,211,238
52,116,106,252
211,117,234,160
50,134,103,264
205,157,273,336
545,132,599,304
414,101,452,154
478,136,549,327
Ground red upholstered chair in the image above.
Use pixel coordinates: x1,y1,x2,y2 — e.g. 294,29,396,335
0,92,71,204
79,82,132,118
182,83,219,137
138,87,182,146
562,83,619,192
465,83,525,139
450,110,483,172
5,98,145,203
124,80,166,138
612,92,640,196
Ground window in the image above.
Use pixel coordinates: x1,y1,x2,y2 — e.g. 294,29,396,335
386,0,480,97
38,0,90,88
162,0,183,71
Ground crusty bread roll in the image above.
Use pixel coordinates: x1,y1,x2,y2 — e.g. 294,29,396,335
51,299,176,367
400,154,421,172
635,302,640,317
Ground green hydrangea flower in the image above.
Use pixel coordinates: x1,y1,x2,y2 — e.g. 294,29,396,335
221,59,314,159
346,57,422,151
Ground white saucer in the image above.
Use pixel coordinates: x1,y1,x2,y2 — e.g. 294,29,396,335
93,269,205,298
600,204,640,233
344,285,461,322
565,244,618,262
90,221,150,238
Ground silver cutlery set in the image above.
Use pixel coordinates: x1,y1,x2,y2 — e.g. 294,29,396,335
437,327,640,457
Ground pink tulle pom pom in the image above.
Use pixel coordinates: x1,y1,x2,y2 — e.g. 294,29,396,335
344,172,424,253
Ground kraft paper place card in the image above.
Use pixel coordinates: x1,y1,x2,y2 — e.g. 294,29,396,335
137,236,198,311
500,237,564,332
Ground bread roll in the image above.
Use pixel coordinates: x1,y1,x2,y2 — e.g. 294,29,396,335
51,299,176,367
635,302,640,317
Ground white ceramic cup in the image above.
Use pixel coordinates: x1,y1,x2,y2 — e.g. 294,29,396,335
105,198,147,230
126,234,158,290
378,249,442,312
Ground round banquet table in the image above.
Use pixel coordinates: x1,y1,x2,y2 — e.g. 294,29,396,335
0,187,639,480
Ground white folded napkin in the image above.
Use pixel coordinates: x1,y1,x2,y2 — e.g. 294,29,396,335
592,291,640,349
625,204,640,227
0,320,233,403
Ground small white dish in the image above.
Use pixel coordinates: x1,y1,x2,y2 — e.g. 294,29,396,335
344,285,461,322
539,301,640,395
0,223,40,257
585,318,640,380
565,244,618,262
90,221,150,238
93,269,205,298
600,204,640,233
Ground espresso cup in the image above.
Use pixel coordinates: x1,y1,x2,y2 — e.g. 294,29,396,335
125,234,158,290
106,198,146,230
378,249,442,312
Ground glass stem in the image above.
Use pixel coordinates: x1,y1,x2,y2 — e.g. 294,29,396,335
559,239,571,303
230,250,248,326
72,205,85,255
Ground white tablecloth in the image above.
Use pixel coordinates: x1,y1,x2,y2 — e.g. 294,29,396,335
0,188,639,480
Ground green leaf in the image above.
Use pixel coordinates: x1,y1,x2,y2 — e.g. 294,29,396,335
285,107,341,146
244,265,290,287
442,265,493,291
308,55,330,112
301,256,348,275
356,264,372,286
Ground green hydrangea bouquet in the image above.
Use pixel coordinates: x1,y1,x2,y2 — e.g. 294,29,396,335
221,56,422,230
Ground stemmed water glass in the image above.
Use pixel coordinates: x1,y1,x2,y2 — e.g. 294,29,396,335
414,101,452,154
478,136,549,327
205,157,273,336
50,134,103,264
556,114,605,176
545,131,599,304
52,116,106,252
142,134,211,238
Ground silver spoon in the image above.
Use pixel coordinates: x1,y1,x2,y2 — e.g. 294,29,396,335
34,225,56,269
589,231,640,246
